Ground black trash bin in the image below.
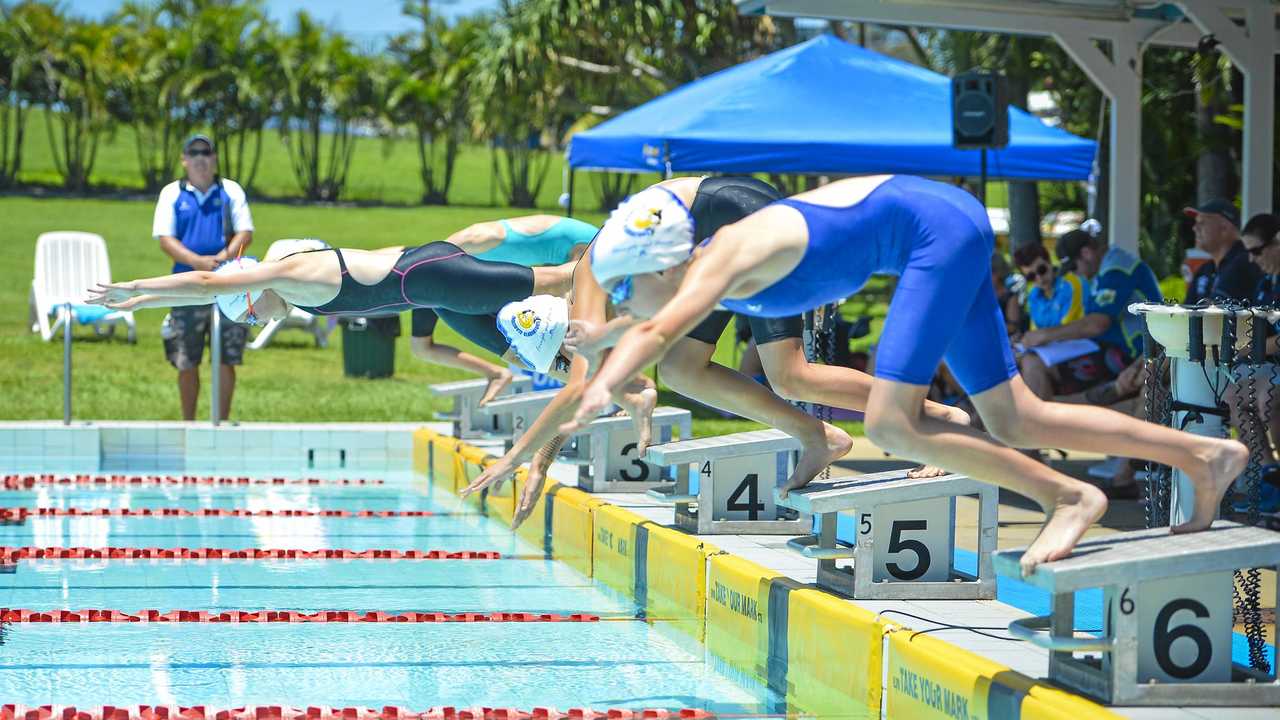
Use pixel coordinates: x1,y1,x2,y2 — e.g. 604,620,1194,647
340,314,400,379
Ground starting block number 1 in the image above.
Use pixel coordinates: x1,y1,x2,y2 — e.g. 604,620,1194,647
1106,571,1232,684
859,497,953,583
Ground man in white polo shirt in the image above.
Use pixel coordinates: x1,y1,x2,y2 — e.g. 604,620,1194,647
152,134,254,421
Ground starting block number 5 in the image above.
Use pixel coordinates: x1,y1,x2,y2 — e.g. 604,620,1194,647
1106,571,1232,684
859,497,953,583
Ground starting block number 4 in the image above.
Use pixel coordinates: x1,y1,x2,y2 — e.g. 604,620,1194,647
1106,571,1233,684
859,497,953,583
704,453,784,521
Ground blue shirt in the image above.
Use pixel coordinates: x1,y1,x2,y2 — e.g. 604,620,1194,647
153,178,253,273
1085,247,1163,357
1027,273,1085,330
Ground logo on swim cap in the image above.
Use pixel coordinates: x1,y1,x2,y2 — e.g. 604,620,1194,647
512,309,541,336
624,203,664,237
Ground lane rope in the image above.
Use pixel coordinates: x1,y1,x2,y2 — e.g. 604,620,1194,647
0,508,435,521
0,609,599,623
0,706,719,720
2,475,385,490
0,546,499,561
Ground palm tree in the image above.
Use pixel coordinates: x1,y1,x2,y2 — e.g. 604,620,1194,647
277,11,379,201
37,12,115,191
0,1,47,188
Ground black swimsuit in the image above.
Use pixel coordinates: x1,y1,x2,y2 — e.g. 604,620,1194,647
292,243,534,354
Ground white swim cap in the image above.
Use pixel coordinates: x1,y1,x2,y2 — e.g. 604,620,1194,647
590,186,695,300
213,257,265,324
497,295,569,374
264,238,330,262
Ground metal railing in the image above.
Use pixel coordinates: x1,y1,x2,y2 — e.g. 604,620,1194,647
62,306,72,425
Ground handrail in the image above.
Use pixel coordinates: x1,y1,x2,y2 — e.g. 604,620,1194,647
210,306,221,426
62,305,72,425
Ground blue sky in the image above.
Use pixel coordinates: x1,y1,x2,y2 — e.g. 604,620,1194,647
67,1,499,43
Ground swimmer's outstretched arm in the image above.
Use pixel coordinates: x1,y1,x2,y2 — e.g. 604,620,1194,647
563,249,736,433
87,263,287,307
102,294,223,311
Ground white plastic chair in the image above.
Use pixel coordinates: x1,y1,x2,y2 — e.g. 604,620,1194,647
29,231,136,342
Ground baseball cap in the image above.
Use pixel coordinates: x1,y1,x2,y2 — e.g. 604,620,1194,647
590,186,696,303
1183,198,1240,228
183,134,215,154
213,257,265,324
497,295,568,374
1055,228,1096,271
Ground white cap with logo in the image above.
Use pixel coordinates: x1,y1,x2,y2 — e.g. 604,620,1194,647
213,257,265,323
590,186,696,301
497,295,569,374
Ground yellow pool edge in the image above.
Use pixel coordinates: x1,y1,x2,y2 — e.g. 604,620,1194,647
413,428,1121,720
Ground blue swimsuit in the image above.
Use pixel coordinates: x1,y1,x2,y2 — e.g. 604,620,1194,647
719,175,1018,395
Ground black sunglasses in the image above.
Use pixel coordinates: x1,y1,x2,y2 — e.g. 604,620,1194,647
1247,237,1276,256
185,148,214,157
1022,262,1052,281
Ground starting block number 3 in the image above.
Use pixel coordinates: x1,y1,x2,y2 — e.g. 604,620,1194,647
858,497,953,583
605,428,660,482
1106,571,1232,684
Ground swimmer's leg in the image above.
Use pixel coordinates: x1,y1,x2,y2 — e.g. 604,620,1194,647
659,336,851,497
865,377,1107,577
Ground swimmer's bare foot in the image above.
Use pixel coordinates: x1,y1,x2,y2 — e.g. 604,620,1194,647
478,369,514,407
512,464,548,530
1020,484,1107,577
780,423,853,499
907,464,949,479
617,386,658,455
1172,438,1249,534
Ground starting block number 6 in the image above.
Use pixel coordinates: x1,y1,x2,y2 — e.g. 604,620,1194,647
859,497,953,583
1107,571,1232,684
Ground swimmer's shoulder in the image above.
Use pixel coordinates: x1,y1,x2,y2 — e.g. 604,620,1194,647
787,175,894,207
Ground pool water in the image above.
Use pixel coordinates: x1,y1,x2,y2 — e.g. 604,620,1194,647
0,469,794,713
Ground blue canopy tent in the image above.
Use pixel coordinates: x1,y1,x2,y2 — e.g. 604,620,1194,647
568,35,1095,188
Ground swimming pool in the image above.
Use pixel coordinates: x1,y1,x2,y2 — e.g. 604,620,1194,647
0,467,802,715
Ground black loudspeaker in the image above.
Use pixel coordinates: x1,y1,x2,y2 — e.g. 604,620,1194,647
951,70,1009,149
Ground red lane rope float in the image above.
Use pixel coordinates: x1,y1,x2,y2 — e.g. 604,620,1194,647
2,475,385,490
0,508,434,521
0,706,717,720
0,546,499,561
0,609,600,623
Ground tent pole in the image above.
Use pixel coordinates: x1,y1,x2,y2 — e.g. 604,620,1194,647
663,142,672,180
979,148,988,207
567,169,576,218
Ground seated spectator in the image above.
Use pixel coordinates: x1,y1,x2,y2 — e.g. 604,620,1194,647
1183,198,1261,304
1020,227,1163,497
1013,242,1086,332
1228,213,1280,511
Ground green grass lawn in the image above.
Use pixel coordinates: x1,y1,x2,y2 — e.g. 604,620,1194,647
1,195,865,437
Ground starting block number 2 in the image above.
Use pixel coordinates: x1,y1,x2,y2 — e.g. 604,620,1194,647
859,497,953,583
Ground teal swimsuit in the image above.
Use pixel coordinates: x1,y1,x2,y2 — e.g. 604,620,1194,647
475,218,598,266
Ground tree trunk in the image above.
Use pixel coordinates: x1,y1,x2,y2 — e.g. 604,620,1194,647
1195,66,1235,203
1004,61,1041,249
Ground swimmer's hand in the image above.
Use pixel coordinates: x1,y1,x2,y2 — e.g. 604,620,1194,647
460,456,516,498
512,462,548,530
559,381,612,436
946,407,972,427
86,282,141,307
563,319,607,357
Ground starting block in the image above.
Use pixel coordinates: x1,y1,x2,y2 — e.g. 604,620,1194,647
429,376,531,439
998,521,1280,706
567,407,692,493
644,429,808,534
779,471,997,599
474,389,561,453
